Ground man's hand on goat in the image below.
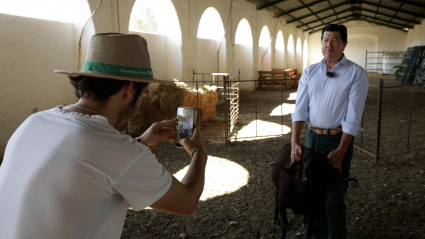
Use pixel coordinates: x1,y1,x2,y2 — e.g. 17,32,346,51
290,141,303,163
327,147,346,169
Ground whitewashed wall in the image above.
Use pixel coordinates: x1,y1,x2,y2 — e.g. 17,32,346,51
274,48,285,69
295,36,303,71
286,34,296,68
197,38,217,74
0,14,77,156
0,0,93,157
406,19,425,47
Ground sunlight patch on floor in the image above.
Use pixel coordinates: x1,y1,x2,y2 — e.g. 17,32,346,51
231,120,291,141
270,103,296,116
173,156,249,201
288,92,297,100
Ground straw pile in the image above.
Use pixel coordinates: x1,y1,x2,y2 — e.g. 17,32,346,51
129,81,218,136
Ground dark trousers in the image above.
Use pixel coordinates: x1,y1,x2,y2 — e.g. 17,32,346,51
306,127,354,239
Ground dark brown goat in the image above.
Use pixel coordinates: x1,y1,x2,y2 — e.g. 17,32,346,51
270,143,344,239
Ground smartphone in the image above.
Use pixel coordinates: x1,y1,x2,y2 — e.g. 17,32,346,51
176,107,196,148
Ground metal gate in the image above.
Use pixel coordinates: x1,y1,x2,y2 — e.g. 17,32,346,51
355,79,425,163
223,73,240,144
192,71,240,144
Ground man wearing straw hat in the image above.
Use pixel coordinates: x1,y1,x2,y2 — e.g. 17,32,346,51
0,33,208,239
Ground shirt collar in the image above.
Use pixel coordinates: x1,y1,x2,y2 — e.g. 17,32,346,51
321,54,348,66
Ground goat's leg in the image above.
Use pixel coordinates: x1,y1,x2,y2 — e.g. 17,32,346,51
273,190,279,224
304,213,315,239
279,201,288,239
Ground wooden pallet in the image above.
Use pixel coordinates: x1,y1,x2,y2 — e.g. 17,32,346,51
258,69,299,90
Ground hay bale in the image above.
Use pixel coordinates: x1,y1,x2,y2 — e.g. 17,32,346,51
182,85,218,121
129,81,218,135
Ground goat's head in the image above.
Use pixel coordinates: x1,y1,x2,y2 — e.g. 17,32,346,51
300,149,333,186
274,144,341,186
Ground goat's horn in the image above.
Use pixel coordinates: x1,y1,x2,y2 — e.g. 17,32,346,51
270,162,294,175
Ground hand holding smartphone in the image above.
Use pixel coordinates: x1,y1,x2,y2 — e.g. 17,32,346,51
176,107,196,148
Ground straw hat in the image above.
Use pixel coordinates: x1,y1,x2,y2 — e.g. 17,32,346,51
55,33,168,83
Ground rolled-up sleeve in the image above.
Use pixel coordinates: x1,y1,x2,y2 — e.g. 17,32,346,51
342,68,369,136
292,68,310,122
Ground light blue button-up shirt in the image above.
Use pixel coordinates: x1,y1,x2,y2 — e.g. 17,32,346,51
292,54,369,136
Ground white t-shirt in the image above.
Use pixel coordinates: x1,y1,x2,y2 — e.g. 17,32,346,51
0,106,172,239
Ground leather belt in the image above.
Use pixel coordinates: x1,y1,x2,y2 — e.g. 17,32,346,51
309,125,342,135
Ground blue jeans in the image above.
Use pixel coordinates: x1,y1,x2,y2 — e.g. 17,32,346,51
306,127,354,239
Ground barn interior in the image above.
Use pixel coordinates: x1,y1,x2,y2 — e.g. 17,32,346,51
1,0,425,238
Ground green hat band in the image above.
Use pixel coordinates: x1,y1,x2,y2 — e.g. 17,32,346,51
83,61,153,77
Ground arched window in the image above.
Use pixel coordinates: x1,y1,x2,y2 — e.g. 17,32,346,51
129,0,160,33
296,37,302,71
275,31,285,69
129,0,182,80
259,26,270,47
196,7,225,73
303,39,309,71
197,7,224,40
287,34,295,68
235,18,254,91
235,19,253,47
0,0,89,23
259,26,271,70
129,0,180,37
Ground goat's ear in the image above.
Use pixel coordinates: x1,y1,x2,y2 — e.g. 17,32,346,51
284,162,299,175
289,161,303,169
319,149,331,157
303,145,313,154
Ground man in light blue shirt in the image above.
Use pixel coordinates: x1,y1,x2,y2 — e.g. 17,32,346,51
291,24,369,239
183,117,192,139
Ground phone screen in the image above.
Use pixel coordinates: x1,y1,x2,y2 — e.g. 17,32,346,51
176,107,196,148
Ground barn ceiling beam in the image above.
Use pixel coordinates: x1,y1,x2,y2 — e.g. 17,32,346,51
275,0,328,17
285,0,424,24
326,0,341,25
359,7,421,25
307,14,358,33
360,18,409,32
299,0,327,27
308,14,408,34
304,13,363,32
257,0,288,10
388,2,403,25
286,0,353,23
300,7,415,31
297,8,353,28
372,0,381,22
360,14,414,29
361,0,424,18
308,18,352,34
391,0,425,9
